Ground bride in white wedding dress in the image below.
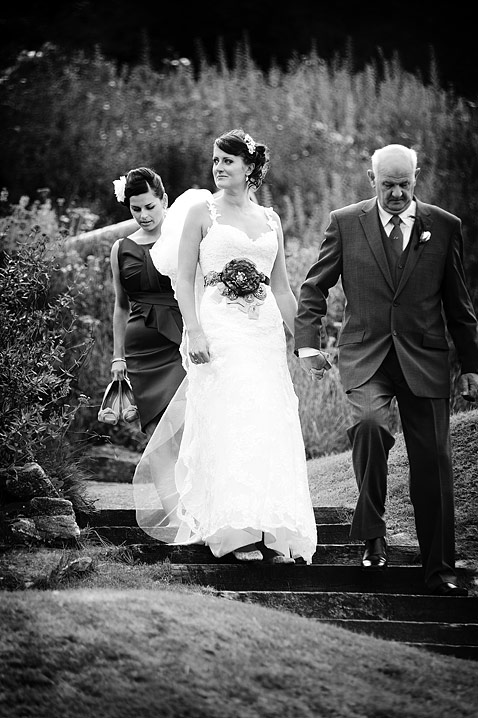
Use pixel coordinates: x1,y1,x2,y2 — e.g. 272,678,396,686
133,128,317,564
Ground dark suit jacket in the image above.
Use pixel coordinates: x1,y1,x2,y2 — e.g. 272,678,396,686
294,197,478,397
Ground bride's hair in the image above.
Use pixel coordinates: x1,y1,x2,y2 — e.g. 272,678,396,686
214,129,270,189
123,167,165,206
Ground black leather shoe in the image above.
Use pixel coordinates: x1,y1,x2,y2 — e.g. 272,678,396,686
361,537,387,570
432,582,468,597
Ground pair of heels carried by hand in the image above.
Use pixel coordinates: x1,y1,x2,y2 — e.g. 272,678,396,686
98,378,139,425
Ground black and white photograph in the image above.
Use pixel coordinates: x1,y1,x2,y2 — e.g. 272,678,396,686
1,3,478,716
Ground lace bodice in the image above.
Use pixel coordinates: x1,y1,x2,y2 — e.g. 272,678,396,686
199,201,278,278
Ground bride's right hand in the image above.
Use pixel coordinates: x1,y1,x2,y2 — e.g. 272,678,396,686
187,328,210,364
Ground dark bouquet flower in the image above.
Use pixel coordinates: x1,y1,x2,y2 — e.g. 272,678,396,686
205,258,269,319
220,258,267,298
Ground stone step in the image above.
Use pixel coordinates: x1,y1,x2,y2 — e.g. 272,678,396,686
402,643,478,661
81,525,178,544
80,523,361,545
76,502,475,660
317,620,478,660
118,542,421,566
165,564,471,595
315,621,478,660
78,506,361,544
77,506,355,528
216,590,478,622
221,589,478,662
317,524,359,543
318,618,478,645
218,592,478,660
78,509,144,528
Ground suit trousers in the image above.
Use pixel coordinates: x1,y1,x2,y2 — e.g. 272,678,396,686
345,346,457,589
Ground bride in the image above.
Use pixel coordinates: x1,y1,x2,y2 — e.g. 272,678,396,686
133,128,318,564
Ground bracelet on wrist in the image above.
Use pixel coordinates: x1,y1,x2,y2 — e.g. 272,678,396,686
111,357,126,364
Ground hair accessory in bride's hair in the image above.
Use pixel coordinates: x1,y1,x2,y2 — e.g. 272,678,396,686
113,175,127,203
243,133,256,155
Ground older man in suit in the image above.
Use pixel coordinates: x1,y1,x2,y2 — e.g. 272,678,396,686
295,144,478,595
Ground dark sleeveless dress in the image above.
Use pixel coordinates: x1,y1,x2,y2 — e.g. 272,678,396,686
117,237,186,431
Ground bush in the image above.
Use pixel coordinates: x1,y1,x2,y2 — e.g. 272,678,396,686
0,220,93,507
0,193,150,454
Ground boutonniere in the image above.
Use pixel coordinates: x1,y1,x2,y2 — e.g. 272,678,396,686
414,218,431,250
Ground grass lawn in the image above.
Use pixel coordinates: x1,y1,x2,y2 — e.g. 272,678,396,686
0,409,477,717
1,587,478,718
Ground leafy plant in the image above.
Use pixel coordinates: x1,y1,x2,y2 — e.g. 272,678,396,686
0,222,93,508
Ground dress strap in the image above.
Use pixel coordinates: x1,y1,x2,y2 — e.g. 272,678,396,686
264,206,277,232
206,198,220,224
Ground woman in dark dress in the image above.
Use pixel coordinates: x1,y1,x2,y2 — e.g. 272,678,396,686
110,167,186,438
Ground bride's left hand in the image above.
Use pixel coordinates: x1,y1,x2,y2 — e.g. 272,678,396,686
187,328,210,364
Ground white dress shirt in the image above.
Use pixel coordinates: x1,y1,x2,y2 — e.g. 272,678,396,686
298,201,417,358
378,199,416,251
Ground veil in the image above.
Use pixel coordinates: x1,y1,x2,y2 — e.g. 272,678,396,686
133,188,213,542
150,187,213,291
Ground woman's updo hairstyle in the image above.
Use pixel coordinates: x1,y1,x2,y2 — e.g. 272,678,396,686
214,128,270,189
123,167,165,206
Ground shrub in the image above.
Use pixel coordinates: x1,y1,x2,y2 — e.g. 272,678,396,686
0,220,93,509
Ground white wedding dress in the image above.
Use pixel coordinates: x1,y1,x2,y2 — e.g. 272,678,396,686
133,191,317,563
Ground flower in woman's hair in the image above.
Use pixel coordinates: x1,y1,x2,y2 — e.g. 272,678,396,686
113,175,127,203
243,133,256,155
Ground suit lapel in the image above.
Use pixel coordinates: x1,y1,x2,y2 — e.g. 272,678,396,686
359,198,395,292
395,199,433,297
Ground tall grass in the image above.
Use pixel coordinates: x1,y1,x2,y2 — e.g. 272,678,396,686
1,41,476,457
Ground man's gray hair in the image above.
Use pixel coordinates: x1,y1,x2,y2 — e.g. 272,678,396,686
371,144,418,174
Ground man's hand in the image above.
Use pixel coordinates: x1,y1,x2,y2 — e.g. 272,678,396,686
299,351,332,381
458,372,478,402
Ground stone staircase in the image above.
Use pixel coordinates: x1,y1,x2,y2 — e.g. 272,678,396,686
77,505,478,661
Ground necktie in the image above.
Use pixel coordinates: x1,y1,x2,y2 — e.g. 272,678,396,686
389,215,403,259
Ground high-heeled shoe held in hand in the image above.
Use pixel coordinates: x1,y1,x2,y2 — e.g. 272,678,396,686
98,380,121,425
120,377,139,423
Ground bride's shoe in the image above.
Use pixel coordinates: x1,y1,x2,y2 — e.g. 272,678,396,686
98,380,121,425
232,548,263,562
260,545,295,564
120,378,139,423
268,554,295,564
